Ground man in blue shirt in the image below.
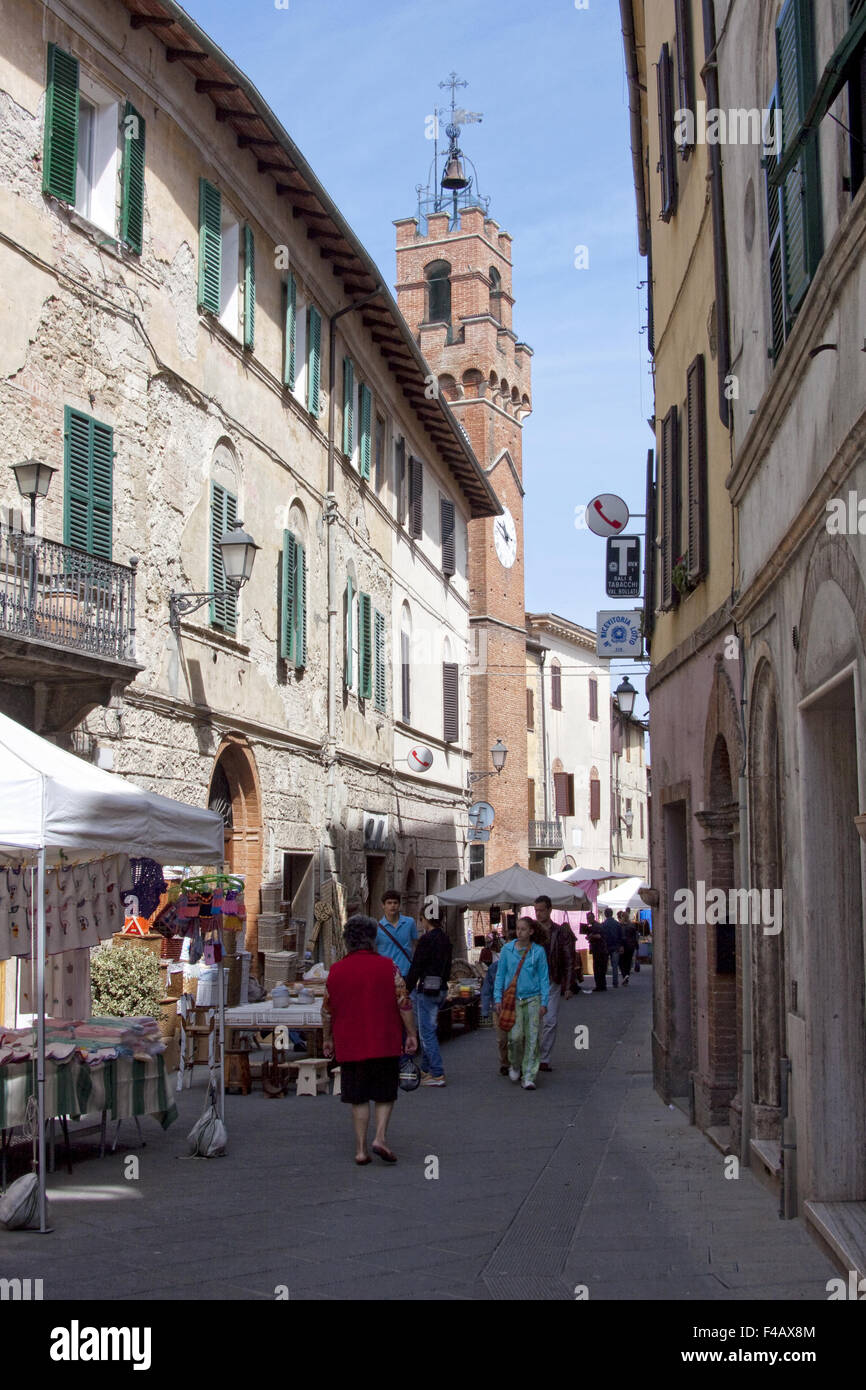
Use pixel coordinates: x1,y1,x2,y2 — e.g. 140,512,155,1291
376,890,418,977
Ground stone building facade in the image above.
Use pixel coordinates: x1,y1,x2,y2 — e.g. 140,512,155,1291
0,0,500,985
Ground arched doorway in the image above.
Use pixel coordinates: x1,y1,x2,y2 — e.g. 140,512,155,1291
208,737,263,958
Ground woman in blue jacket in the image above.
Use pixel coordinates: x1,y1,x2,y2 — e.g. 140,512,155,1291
494,916,550,1089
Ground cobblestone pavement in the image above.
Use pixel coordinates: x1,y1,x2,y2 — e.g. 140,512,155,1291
0,967,838,1301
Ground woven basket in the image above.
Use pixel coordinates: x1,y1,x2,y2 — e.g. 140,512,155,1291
112,932,164,959
160,936,184,962
182,970,199,1001
157,998,179,1039
257,919,287,954
164,964,184,999
263,951,297,990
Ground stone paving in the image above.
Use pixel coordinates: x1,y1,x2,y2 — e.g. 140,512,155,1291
0,967,838,1301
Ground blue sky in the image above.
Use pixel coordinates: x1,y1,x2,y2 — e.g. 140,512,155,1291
182,0,652,704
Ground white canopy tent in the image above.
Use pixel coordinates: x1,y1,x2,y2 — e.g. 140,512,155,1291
0,712,225,1231
596,876,650,913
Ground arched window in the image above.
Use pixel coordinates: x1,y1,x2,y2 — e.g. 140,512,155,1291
550,660,562,710
489,266,502,320
425,260,451,326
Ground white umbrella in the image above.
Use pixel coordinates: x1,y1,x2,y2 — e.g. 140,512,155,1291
436,862,590,911
596,876,650,912
551,867,632,884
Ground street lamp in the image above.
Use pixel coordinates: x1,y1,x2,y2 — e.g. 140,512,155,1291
468,738,508,785
11,459,57,534
620,809,634,833
614,676,637,718
169,520,259,631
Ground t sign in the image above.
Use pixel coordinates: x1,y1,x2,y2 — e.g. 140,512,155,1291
606,535,641,598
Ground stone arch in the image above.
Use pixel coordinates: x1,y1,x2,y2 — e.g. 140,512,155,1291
210,436,241,490
437,374,460,403
208,735,263,959
462,368,483,397
552,756,564,775
796,528,866,693
489,265,502,319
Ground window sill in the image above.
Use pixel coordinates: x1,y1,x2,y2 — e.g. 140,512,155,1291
199,309,243,350
48,198,138,263
176,619,251,659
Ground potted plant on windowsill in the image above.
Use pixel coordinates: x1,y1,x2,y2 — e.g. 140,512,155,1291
672,554,698,598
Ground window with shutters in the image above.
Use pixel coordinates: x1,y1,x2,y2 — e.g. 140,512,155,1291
657,43,678,221
640,802,645,839
659,404,681,610
526,687,534,730
686,355,707,582
210,482,238,634
625,727,632,762
197,179,250,341
589,769,601,823
674,0,694,159
358,384,372,480
293,284,307,403
394,437,406,524
440,496,456,576
765,0,823,361
554,772,575,818
283,274,297,389
280,529,306,668
527,779,535,822
375,416,386,493
550,660,562,711
400,604,412,723
408,457,424,539
589,677,598,722
443,662,459,743
626,798,633,838
63,407,113,560
358,592,373,700
374,609,387,712
307,304,322,416
342,357,355,456
344,575,354,691
847,0,866,197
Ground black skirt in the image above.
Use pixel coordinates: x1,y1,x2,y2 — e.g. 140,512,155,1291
339,1056,400,1105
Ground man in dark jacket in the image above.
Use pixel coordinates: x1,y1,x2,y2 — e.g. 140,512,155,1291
619,911,639,985
586,911,609,991
600,908,624,988
404,913,453,1086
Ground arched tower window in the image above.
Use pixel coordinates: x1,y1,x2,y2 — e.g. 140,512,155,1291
489,266,502,320
425,260,451,326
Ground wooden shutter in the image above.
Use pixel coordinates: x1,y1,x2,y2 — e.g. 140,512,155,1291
294,540,306,668
640,802,645,838
359,384,372,480
554,772,568,817
589,776,601,822
566,775,575,817
395,438,406,523
243,224,255,350
657,44,678,221
440,498,456,576
374,609,386,711
283,274,296,388
527,779,535,822
43,45,79,204
342,358,354,455
644,449,657,643
660,405,680,609
63,408,113,560
401,628,411,723
198,179,222,315
409,456,423,538
526,687,534,729
307,305,322,415
344,575,353,688
120,103,145,254
674,0,693,157
589,677,598,721
280,530,296,661
443,662,459,743
359,592,372,698
210,483,237,633
776,0,822,319
551,663,562,710
686,355,707,582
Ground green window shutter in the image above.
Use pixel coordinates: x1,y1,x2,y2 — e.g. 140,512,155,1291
342,357,354,454
120,102,146,254
243,224,255,350
359,592,372,699
283,274,296,388
344,575,354,689
280,529,296,661
776,0,823,319
43,45,79,203
358,384,372,480
374,609,386,712
686,355,707,582
198,178,222,315
210,482,237,634
294,540,306,668
63,407,113,559
307,305,322,416
765,94,786,361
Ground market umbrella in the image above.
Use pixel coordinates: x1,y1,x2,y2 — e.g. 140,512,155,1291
551,867,632,884
436,863,590,911
596,876,650,912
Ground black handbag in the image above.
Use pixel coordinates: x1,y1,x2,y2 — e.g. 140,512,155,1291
398,1054,421,1090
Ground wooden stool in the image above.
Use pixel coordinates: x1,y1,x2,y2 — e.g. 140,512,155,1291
331,1067,341,1097
224,1050,252,1095
289,1058,330,1096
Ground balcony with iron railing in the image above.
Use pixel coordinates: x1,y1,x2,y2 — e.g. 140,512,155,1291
529,819,563,854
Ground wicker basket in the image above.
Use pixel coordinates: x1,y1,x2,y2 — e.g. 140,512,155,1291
157,998,179,1039
112,932,164,959
182,970,199,1001
257,918,287,954
160,936,184,962
263,951,298,990
164,963,184,999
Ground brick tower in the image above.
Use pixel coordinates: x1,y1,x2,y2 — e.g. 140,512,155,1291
395,169,532,874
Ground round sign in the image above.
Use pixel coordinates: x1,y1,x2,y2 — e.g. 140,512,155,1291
407,745,434,773
586,494,630,538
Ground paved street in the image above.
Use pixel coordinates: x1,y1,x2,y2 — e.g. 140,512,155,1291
1,967,837,1301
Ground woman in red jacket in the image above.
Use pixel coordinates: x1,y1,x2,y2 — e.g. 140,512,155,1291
322,915,419,1164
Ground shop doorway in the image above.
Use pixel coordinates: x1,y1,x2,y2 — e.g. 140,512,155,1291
208,738,262,956
664,799,693,1110
365,855,386,919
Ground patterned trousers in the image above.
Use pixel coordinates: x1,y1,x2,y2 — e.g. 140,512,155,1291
507,995,542,1083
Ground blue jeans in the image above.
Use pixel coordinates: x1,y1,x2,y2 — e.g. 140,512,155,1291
413,990,445,1077
608,948,620,987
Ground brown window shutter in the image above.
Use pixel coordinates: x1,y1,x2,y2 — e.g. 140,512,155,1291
443,662,459,743
589,677,598,721
554,772,567,817
658,43,678,220
526,687,534,729
440,497,455,575
527,778,535,822
589,776,601,823
566,775,575,817
686,354,707,582
660,404,680,610
674,0,694,158
551,663,562,710
409,456,424,539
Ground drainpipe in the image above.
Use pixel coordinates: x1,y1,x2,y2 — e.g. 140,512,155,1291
539,647,550,823
620,0,648,257
736,625,753,1171
324,288,384,831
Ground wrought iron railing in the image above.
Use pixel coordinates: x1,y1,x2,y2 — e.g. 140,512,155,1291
529,820,563,852
0,526,137,662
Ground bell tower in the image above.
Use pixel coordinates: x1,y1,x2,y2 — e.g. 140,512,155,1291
395,79,533,873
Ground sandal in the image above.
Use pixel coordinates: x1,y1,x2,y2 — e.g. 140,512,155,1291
371,1143,397,1164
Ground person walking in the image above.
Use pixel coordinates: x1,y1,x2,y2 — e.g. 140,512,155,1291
322,915,419,1164
376,890,417,978
600,907,624,988
535,895,574,1073
480,946,499,1024
494,916,549,1089
586,911,609,992
619,910,639,985
404,913,452,1086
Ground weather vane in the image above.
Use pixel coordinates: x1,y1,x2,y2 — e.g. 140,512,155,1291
417,73,487,224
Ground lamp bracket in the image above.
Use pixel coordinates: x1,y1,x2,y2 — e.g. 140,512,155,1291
169,586,239,630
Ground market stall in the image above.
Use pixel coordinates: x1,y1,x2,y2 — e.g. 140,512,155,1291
0,712,224,1231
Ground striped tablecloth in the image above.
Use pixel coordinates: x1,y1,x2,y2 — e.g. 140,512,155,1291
0,1056,177,1130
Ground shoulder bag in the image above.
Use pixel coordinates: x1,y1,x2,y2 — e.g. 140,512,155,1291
497,944,531,1032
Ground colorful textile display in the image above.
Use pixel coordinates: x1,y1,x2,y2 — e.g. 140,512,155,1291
0,854,130,961
0,1016,165,1067
17,948,92,1020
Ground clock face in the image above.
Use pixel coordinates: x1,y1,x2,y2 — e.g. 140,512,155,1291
494,507,518,569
